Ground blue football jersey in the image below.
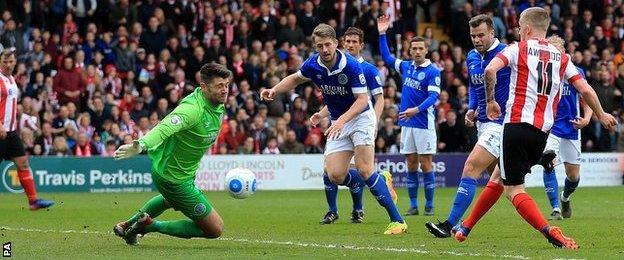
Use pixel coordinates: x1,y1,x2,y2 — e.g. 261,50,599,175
379,34,440,129
357,57,383,100
298,50,370,120
394,59,441,129
466,39,511,124
551,67,586,140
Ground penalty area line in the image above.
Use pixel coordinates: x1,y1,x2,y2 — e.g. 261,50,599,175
1,226,528,259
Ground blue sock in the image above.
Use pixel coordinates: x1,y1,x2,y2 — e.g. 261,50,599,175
562,178,579,199
365,172,403,223
323,173,338,213
423,171,435,209
347,168,364,211
446,177,477,226
543,169,560,210
406,171,419,209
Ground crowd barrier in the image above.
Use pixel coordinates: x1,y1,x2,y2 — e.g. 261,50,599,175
1,153,622,193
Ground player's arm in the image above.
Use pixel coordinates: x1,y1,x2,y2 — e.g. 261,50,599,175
368,68,385,120
484,57,506,120
310,106,330,126
0,122,6,140
373,92,384,121
325,66,370,139
261,72,310,101
465,77,478,126
573,97,593,130
399,72,441,120
114,103,199,159
377,15,401,72
337,92,369,125
571,78,616,130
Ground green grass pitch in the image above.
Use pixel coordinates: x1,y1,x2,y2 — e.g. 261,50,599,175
1,187,623,259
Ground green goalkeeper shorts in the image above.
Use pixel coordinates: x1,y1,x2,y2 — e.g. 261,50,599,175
152,173,213,221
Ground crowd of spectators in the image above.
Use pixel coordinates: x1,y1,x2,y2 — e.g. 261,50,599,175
3,0,624,157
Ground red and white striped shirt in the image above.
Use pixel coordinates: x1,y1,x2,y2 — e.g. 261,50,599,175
0,73,19,132
497,39,582,132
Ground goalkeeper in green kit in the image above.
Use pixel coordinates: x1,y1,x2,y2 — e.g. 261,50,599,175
112,63,231,245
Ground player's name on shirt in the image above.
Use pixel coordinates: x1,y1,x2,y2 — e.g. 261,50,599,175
527,47,562,61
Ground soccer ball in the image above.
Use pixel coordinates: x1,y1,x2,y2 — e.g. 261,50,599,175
224,168,256,199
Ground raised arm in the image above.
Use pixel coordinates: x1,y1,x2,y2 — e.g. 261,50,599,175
377,15,400,72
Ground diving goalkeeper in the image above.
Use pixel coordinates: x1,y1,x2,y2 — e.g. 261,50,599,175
113,63,231,245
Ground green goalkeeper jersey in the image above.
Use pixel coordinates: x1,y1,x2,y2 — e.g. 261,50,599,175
138,87,224,183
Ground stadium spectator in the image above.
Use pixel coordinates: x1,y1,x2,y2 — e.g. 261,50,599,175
53,56,85,107
74,132,98,157
304,133,324,154
0,0,621,157
49,136,72,156
437,110,465,152
238,137,255,154
262,137,280,154
279,130,305,154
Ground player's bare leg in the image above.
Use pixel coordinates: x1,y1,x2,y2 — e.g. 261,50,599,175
355,145,406,234
12,155,54,210
561,163,580,218
506,184,578,249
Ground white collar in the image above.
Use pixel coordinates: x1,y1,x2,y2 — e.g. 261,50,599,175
317,50,347,76
357,56,365,63
486,38,501,52
413,59,431,68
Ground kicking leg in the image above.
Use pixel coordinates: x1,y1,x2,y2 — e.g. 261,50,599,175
426,145,495,238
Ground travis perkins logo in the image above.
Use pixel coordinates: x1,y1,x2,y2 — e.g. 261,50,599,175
2,163,24,193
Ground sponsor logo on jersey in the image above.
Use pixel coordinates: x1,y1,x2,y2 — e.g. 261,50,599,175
417,72,426,81
170,115,181,126
338,73,348,85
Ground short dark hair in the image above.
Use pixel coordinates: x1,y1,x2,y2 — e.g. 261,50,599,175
469,14,494,30
199,63,232,84
344,27,364,44
410,36,428,48
0,47,16,59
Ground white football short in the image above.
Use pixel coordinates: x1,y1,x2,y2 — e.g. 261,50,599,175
324,109,376,156
400,126,436,155
544,134,581,165
476,121,503,158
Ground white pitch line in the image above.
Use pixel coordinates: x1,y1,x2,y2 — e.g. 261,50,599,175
1,226,528,259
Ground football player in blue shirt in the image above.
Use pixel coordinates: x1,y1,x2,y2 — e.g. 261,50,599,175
261,24,407,234
539,35,592,221
378,15,441,216
310,27,386,225
425,14,511,238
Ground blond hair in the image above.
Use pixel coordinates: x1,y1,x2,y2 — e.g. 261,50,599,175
519,7,550,33
546,35,565,52
312,24,337,42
